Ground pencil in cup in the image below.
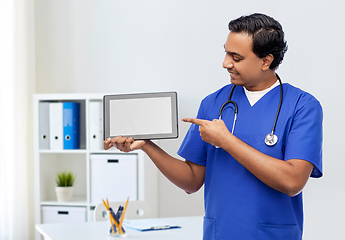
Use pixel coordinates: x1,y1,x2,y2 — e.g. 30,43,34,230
102,199,120,235
108,207,125,234
102,198,129,236
118,197,129,232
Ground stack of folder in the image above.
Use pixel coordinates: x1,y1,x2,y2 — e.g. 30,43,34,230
39,102,80,150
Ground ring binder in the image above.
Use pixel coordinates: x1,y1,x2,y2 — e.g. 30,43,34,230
63,102,80,149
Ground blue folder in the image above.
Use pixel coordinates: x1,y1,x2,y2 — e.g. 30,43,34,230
63,102,80,149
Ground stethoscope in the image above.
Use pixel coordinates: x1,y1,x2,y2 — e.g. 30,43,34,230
219,74,283,146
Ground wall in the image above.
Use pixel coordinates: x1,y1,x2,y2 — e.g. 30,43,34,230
35,0,345,239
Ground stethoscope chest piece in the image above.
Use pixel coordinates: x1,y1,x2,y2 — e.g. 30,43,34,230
265,133,278,146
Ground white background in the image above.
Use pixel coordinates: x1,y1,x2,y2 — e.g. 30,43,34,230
34,0,345,239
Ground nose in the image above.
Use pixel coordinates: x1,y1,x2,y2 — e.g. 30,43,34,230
222,55,234,69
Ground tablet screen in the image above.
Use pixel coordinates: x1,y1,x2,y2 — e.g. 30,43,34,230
103,92,178,140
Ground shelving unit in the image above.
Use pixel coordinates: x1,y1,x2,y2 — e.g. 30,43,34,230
33,93,145,240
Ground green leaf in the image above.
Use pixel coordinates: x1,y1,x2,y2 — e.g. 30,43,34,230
55,171,76,187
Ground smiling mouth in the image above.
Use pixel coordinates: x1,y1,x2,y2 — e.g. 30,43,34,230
228,71,239,77
227,69,238,75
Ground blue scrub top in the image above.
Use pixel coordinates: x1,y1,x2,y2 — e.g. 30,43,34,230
177,83,323,240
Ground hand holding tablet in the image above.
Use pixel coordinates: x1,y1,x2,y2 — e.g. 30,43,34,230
103,92,179,143
104,136,147,152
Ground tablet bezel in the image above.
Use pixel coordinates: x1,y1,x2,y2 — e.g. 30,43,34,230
103,92,178,140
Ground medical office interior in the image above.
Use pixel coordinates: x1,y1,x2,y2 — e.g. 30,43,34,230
0,0,344,239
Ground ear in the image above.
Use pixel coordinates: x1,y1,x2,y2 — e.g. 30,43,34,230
261,54,274,71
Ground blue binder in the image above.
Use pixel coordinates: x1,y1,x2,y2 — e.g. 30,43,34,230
63,102,80,149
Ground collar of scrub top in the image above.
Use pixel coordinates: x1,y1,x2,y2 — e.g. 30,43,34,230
218,74,283,146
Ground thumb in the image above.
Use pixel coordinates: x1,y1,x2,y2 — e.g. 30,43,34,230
130,140,146,150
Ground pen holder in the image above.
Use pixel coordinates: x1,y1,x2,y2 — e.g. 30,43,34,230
107,210,127,238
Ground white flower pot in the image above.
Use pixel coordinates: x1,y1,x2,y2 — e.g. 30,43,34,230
55,186,74,202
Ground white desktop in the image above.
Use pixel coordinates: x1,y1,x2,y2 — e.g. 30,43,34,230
36,216,203,240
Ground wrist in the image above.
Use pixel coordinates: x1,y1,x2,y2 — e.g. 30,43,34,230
141,140,152,152
218,131,234,149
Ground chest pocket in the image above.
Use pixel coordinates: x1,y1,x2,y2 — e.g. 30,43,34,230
257,223,302,240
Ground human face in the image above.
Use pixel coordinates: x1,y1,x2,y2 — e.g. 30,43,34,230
223,32,270,91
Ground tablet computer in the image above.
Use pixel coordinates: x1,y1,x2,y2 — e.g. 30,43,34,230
103,92,178,140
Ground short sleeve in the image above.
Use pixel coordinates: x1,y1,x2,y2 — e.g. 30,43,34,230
177,101,208,166
284,94,323,178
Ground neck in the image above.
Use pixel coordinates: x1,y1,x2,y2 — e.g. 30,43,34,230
244,71,277,91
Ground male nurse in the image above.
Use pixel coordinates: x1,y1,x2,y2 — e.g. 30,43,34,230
104,13,323,239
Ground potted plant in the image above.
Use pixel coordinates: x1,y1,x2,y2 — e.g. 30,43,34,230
55,171,76,202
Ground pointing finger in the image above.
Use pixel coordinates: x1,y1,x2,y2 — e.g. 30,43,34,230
182,118,209,126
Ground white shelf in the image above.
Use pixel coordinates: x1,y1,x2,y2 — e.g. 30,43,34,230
88,148,140,154
40,149,88,154
41,196,88,207
33,93,145,240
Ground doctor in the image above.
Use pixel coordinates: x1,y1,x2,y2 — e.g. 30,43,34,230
104,13,323,240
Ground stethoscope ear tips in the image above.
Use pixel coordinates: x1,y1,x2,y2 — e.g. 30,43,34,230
265,133,278,146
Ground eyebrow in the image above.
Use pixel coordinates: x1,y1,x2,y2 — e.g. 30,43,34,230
223,45,244,59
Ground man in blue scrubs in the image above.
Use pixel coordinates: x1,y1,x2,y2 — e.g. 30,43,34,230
104,13,323,240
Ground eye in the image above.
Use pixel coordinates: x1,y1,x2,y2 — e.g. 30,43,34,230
232,56,241,62
224,50,243,62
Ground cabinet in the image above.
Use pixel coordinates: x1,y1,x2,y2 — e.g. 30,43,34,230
41,206,87,224
33,94,145,240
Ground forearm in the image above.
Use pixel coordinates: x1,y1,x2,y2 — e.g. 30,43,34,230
142,141,204,193
220,133,313,196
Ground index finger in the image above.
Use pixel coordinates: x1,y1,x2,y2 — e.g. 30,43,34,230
182,118,209,125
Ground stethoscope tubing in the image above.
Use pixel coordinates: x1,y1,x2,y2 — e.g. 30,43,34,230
270,75,283,134
219,74,283,146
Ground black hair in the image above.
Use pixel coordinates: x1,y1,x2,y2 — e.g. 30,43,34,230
228,13,288,69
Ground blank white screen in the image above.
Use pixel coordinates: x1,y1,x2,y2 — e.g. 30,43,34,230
109,97,172,136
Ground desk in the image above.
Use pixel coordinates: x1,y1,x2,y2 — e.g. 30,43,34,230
36,216,203,240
